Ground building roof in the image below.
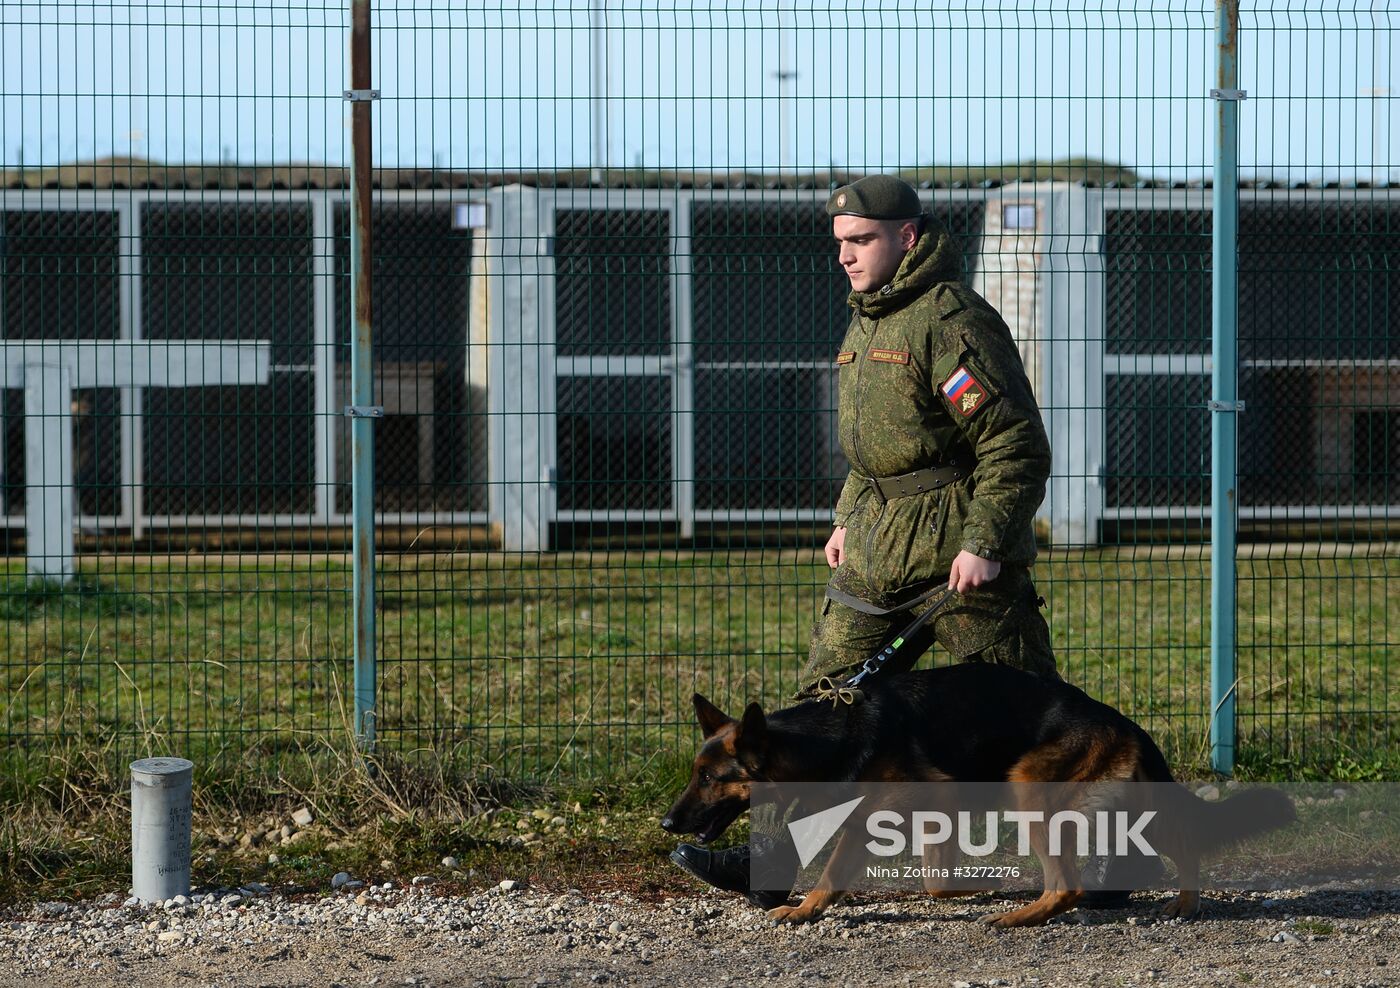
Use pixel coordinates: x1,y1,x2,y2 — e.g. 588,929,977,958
0,158,1389,192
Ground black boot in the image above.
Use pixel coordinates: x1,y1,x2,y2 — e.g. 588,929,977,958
669,837,795,910
1078,852,1168,910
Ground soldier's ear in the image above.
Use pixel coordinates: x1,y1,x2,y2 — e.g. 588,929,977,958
693,694,732,739
899,220,919,251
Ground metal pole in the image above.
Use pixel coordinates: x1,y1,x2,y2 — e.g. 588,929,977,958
1210,0,1243,775
590,0,606,183
349,0,377,748
773,0,796,176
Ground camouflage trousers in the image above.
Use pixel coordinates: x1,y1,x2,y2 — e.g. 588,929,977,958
795,562,1060,700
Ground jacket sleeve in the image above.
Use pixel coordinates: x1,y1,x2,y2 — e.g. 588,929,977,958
937,315,1051,561
832,470,863,527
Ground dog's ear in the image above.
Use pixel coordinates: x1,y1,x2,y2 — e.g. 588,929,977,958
735,701,768,759
693,693,732,738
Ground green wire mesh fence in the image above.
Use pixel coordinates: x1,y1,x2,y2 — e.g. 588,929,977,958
0,2,1395,784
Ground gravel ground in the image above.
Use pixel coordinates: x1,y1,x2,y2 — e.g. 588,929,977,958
2,881,1398,988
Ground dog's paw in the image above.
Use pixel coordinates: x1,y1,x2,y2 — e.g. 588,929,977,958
979,909,1044,929
768,904,822,925
1160,895,1200,921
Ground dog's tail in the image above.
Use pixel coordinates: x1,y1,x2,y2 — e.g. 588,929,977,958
1162,784,1297,856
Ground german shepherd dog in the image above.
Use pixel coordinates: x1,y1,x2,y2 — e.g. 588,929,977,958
662,663,1295,927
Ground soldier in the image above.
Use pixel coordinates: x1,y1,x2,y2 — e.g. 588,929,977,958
803,174,1058,690
670,175,1138,908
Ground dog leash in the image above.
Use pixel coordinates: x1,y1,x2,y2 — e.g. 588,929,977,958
811,577,955,705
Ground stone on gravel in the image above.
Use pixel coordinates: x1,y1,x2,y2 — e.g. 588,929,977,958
499,880,519,892
442,855,459,869
291,807,314,827
331,872,353,890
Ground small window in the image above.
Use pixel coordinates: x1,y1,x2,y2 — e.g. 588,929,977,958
1002,203,1037,230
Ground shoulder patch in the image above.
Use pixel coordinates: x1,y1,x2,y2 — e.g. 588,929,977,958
931,347,966,387
835,350,856,365
941,365,990,418
868,348,910,365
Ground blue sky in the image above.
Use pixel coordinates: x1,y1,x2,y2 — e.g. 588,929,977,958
1,1,1394,183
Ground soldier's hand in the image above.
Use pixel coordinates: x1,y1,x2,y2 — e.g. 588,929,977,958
949,550,1001,594
824,527,848,569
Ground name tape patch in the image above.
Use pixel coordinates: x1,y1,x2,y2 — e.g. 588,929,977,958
835,351,856,365
941,365,989,417
868,348,911,365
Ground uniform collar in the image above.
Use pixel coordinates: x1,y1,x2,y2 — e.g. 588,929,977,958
847,217,963,319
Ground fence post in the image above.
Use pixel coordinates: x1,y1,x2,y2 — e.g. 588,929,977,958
348,0,378,749
1042,185,1105,548
486,186,553,551
1210,0,1243,775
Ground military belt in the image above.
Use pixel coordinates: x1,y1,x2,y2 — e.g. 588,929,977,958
869,460,969,502
825,582,945,617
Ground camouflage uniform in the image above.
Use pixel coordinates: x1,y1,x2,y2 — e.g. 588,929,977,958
799,191,1059,696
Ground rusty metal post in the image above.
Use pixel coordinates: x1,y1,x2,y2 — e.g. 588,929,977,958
1210,0,1244,775
347,0,379,749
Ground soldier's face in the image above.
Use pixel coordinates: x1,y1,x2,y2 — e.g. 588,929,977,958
833,216,918,293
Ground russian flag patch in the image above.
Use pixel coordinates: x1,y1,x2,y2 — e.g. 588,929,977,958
941,366,989,418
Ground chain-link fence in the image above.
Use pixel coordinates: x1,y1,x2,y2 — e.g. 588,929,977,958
0,2,1395,783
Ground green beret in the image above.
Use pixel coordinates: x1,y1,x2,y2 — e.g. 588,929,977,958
825,175,924,221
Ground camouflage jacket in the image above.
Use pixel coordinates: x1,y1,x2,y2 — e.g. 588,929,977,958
831,216,1051,596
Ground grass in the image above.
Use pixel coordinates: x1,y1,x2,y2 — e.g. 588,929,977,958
2,549,1395,781
0,727,699,905
5,735,1397,908
0,548,1396,904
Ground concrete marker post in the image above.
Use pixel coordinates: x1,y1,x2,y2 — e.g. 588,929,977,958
131,757,194,903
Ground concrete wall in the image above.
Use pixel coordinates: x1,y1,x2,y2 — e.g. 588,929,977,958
970,185,1055,402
